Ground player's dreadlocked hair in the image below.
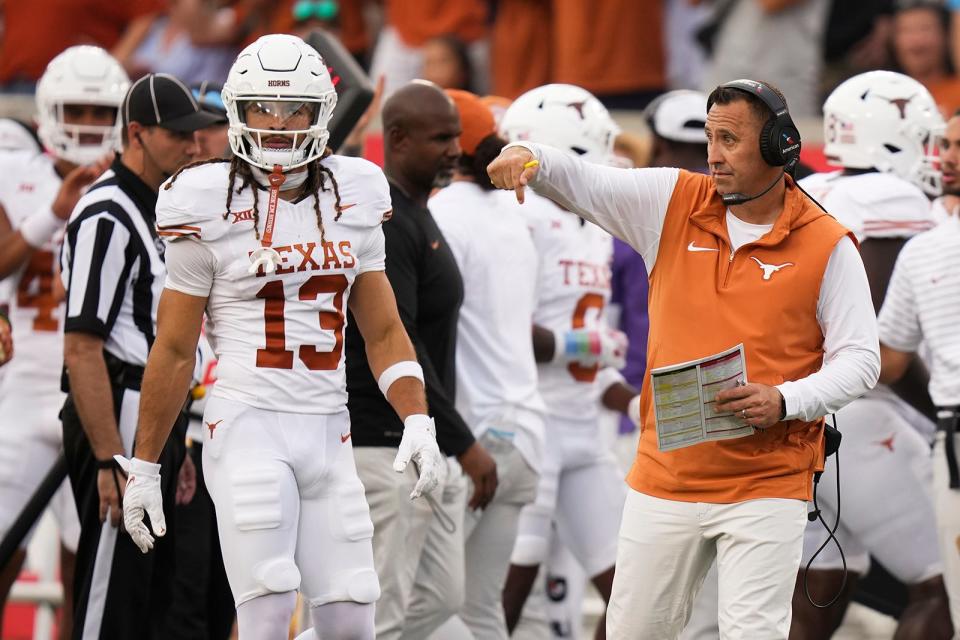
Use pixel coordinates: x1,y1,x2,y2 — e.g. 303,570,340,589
195,148,347,246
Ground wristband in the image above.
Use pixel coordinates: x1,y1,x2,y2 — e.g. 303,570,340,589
552,329,600,364
19,208,64,248
96,458,125,472
627,395,642,428
378,360,424,397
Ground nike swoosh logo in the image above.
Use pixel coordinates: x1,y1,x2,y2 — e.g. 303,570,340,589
340,432,352,443
338,203,357,212
687,241,719,252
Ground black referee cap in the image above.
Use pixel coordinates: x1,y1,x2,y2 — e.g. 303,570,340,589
123,73,222,133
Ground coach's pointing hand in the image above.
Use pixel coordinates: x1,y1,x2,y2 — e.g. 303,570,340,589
487,146,539,204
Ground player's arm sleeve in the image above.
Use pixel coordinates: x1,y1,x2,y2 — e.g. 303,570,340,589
384,220,475,456
876,247,923,353
163,238,216,298
62,212,132,338
506,141,679,268
776,236,881,421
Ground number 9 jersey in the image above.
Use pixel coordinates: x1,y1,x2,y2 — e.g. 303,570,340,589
156,156,391,414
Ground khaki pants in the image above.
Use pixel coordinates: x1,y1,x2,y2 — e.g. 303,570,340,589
608,490,807,640
355,447,434,640
401,459,470,639
431,433,540,640
933,432,960,634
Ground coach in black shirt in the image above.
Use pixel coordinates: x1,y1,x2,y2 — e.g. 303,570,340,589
345,82,497,637
60,73,219,639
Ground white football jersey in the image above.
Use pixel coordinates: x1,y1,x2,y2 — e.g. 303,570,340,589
801,169,937,434
157,156,391,414
0,150,65,402
799,170,934,242
516,190,615,419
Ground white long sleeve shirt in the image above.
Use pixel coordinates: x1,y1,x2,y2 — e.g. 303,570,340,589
509,142,880,422
430,181,545,470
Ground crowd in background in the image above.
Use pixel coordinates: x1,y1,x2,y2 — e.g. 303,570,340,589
5,0,960,121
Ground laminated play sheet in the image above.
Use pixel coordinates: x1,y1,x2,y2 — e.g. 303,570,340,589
651,343,754,451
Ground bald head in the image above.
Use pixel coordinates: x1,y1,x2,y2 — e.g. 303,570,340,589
382,81,457,134
382,81,462,200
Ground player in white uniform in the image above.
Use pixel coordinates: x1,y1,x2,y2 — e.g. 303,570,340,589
116,35,445,640
497,84,640,637
791,71,952,639
0,46,127,638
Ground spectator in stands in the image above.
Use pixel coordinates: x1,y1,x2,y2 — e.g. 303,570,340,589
820,0,895,95
700,0,831,119
0,0,162,91
422,35,474,92
893,1,960,117
490,0,550,99
370,0,489,98
177,0,370,64
123,0,238,85
551,0,665,109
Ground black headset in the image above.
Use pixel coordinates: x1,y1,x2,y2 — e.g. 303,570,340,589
707,79,802,170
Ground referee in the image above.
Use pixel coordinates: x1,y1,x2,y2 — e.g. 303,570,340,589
59,73,219,640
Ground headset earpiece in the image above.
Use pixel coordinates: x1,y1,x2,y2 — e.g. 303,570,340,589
713,79,802,171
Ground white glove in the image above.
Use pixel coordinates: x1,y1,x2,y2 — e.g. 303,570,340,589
553,327,629,370
114,455,166,554
394,415,447,499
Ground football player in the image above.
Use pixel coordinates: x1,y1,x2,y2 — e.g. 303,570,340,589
497,84,640,638
792,70,952,639
117,34,445,640
0,45,127,638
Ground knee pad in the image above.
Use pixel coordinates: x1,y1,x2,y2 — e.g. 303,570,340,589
511,533,549,566
343,568,380,604
253,557,301,593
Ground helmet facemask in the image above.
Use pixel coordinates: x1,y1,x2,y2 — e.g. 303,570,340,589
227,93,336,172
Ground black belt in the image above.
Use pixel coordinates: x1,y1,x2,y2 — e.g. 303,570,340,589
937,406,960,489
61,350,146,393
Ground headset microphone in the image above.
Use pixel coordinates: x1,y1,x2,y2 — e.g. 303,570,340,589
720,170,785,206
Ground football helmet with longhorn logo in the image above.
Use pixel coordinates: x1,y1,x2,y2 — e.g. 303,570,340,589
822,70,945,196
499,83,620,166
221,34,337,172
35,46,129,165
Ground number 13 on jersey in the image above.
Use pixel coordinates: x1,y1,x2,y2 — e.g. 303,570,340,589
255,274,348,371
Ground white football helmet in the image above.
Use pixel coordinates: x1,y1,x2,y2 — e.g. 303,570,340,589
499,84,620,165
222,34,337,172
823,70,945,196
35,46,129,165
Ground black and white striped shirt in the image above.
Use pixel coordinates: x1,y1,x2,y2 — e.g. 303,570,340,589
60,157,165,367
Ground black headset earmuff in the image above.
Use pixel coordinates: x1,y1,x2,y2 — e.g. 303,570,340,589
707,79,801,171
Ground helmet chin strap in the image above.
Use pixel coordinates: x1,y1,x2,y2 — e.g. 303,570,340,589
251,164,308,191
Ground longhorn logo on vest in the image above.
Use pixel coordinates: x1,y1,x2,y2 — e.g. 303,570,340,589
751,256,794,280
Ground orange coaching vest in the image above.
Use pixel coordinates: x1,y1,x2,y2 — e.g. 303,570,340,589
626,171,853,503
